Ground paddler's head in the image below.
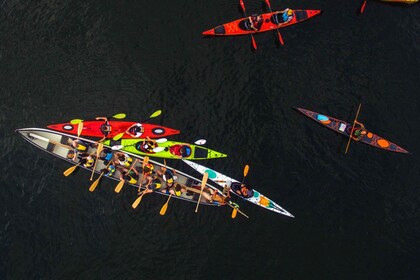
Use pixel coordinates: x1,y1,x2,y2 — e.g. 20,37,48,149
287,9,293,16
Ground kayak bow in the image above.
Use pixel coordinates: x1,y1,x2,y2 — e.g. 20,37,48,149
182,160,294,217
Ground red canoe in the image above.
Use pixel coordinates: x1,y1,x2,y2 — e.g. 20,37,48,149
47,121,180,139
202,9,321,36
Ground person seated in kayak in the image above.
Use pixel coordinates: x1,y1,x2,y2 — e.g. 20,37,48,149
120,167,139,184
352,122,367,140
96,117,112,142
140,175,163,195
114,152,133,167
274,8,293,25
169,144,192,158
71,139,91,152
135,140,157,153
248,14,263,31
211,190,230,205
99,147,114,165
101,163,116,177
69,151,95,168
125,123,144,138
157,167,178,190
230,182,254,198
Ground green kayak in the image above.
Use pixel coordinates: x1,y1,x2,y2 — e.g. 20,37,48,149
104,139,227,160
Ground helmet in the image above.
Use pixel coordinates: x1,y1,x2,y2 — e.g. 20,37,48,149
287,9,293,16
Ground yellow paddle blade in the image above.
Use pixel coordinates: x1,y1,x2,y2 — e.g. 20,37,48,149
142,156,149,168
150,110,162,119
70,119,83,124
77,122,83,138
112,132,125,141
195,172,209,213
114,180,125,193
231,208,238,219
113,113,126,119
160,194,172,216
132,193,145,209
63,165,78,177
243,165,250,177
89,177,100,192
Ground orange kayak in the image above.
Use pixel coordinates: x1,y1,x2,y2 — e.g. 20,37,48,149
202,9,321,36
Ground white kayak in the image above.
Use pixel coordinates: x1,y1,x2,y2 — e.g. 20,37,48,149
182,160,294,218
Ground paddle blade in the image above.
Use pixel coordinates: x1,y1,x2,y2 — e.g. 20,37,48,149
194,139,206,145
63,165,78,177
97,143,104,155
155,138,168,143
70,119,83,124
113,113,126,119
264,0,271,10
231,208,238,219
142,156,149,168
153,147,165,153
201,172,209,188
89,178,100,192
132,193,145,209
251,36,257,50
77,122,83,138
150,110,162,119
111,145,124,150
360,1,367,14
159,194,172,216
277,31,284,46
114,180,125,193
113,132,125,141
239,0,246,13
243,165,250,177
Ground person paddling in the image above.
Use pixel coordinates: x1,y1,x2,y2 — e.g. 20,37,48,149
96,117,112,142
125,123,144,138
248,14,262,31
230,182,254,198
352,122,367,140
280,8,293,24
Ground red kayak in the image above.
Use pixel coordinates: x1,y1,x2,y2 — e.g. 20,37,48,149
47,121,180,139
202,9,321,36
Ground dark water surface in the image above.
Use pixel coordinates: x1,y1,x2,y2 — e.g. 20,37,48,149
1,0,419,279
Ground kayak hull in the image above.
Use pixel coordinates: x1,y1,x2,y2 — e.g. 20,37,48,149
202,9,321,36
47,121,180,139
16,128,226,207
296,108,409,154
182,160,294,217
104,139,227,160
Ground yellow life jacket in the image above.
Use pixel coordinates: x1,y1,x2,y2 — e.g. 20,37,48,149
84,156,94,168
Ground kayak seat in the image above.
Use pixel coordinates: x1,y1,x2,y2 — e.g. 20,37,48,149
60,136,70,145
294,10,308,21
214,25,226,35
239,20,250,31
271,13,287,24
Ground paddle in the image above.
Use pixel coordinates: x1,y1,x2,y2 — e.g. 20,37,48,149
240,0,257,50
159,194,173,216
88,161,112,192
70,113,126,125
242,164,250,183
138,156,150,188
114,159,139,193
63,150,96,177
195,172,209,213
112,110,162,141
132,175,152,209
227,202,249,219
63,163,81,177
360,1,367,14
89,143,103,181
264,0,284,45
77,122,83,139
345,104,362,154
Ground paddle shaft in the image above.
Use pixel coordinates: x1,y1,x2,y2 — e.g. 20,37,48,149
264,0,284,45
345,104,362,154
240,0,257,50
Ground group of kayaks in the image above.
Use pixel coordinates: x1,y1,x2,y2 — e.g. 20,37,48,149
202,0,418,49
17,111,296,218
